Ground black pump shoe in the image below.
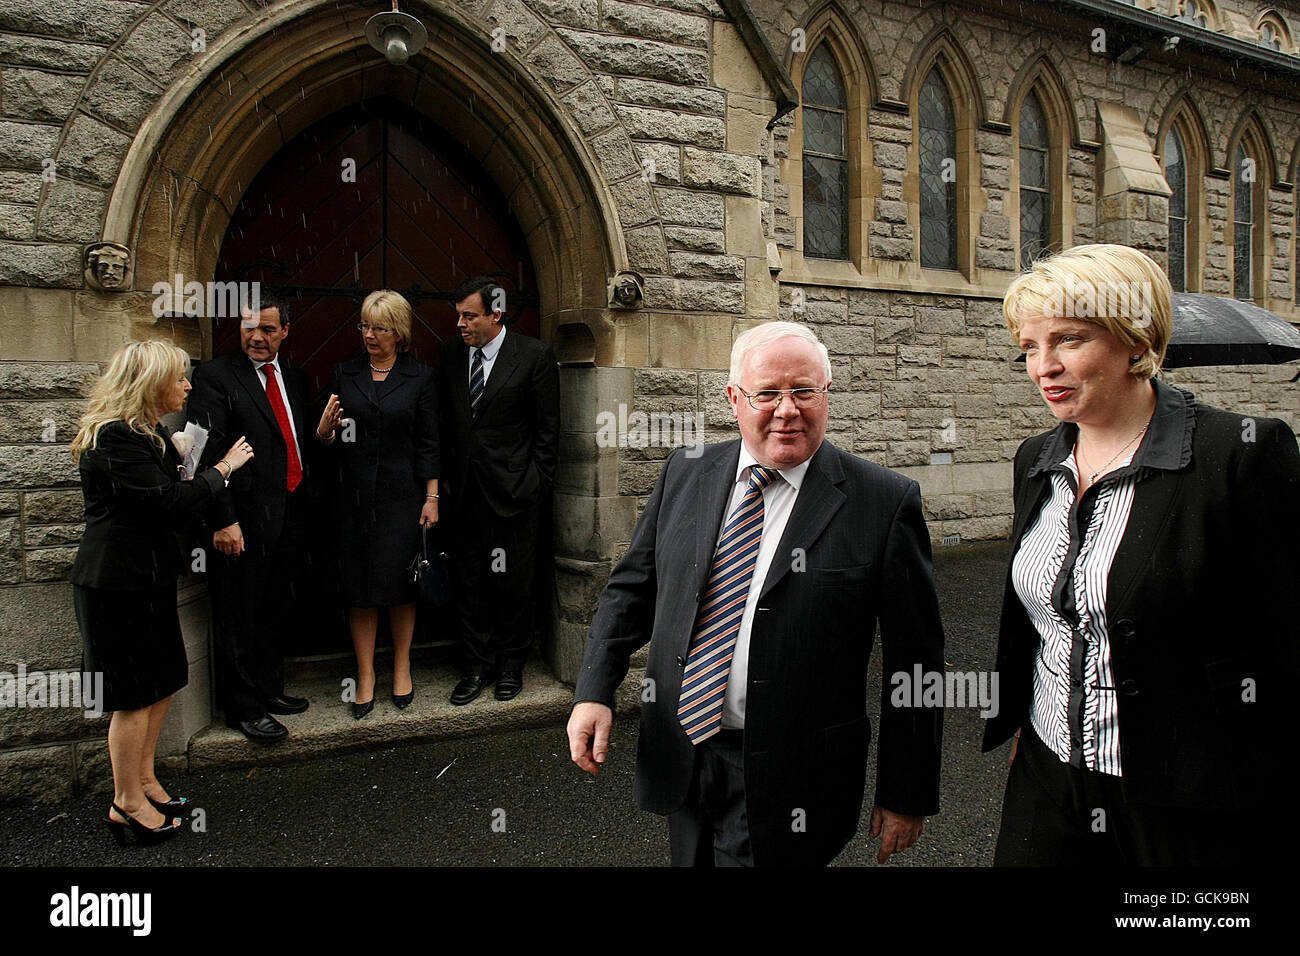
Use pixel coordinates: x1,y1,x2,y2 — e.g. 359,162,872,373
106,803,182,847
393,688,414,710
353,699,375,719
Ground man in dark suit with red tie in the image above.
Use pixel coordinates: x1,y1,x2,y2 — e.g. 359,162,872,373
439,276,560,705
188,294,313,742
567,322,945,866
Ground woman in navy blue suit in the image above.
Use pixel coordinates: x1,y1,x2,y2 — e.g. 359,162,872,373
70,341,254,845
985,244,1300,865
316,291,439,718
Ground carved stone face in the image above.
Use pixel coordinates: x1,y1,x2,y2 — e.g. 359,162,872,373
85,243,131,291
613,274,642,307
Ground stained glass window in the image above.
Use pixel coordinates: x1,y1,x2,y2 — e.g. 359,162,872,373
1019,91,1050,269
1164,128,1186,292
802,43,849,260
1259,22,1282,50
1233,143,1254,300
920,68,958,270
1179,0,1208,28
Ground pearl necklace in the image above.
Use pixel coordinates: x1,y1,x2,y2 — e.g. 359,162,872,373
370,362,394,373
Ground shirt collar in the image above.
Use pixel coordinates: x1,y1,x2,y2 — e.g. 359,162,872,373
477,325,507,362
736,443,810,492
1029,377,1196,480
251,355,281,376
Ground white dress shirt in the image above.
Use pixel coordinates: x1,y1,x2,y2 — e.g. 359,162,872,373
470,326,507,390
251,356,304,465
720,444,811,728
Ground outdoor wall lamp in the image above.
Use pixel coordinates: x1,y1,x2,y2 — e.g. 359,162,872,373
365,3,428,66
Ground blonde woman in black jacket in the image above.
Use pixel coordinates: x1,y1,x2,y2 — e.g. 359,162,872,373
70,341,253,846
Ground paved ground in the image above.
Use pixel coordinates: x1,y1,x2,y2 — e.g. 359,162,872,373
0,541,1013,867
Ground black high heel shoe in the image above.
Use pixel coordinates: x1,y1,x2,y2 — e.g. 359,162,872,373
146,794,189,819
393,688,414,710
105,803,182,846
353,699,375,719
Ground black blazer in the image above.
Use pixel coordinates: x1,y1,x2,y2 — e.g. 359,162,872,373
187,352,314,545
330,352,439,492
438,330,560,517
70,421,225,590
982,380,1300,810
574,439,946,867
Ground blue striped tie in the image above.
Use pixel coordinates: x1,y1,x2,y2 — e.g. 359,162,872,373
678,464,780,743
469,348,484,419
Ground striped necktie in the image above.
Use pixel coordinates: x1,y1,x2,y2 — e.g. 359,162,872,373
678,463,780,743
469,348,484,419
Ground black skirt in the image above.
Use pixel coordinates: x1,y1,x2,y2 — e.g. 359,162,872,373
73,583,188,712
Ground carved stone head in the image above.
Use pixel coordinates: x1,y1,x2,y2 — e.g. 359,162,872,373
85,242,132,291
610,271,644,309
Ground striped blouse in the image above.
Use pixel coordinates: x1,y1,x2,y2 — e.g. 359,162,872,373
1011,447,1139,776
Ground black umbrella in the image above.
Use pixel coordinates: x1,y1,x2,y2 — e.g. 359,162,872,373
1164,293,1300,369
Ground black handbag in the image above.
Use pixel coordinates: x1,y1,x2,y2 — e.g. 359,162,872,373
409,527,452,606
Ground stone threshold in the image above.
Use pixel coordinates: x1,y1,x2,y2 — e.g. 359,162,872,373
187,661,574,771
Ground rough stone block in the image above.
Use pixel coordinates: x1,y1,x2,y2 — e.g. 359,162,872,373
663,226,724,252
623,225,669,273
0,35,103,72
0,171,39,205
635,142,680,185
680,147,758,195
602,0,709,47
642,277,744,313
0,745,74,805
656,190,724,228
0,202,33,240
486,0,549,50
617,105,724,148
82,57,162,134
615,78,725,116
563,80,616,134
0,243,81,288
591,127,641,181
528,35,589,93
0,0,150,45
524,0,599,29
0,121,60,168
668,252,743,279
33,181,106,243
57,115,131,189
556,29,710,84
0,68,83,122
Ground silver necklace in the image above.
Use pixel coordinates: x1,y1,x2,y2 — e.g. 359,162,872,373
1078,423,1147,487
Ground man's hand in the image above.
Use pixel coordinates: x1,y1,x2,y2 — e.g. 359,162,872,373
567,702,613,775
213,522,244,556
869,805,924,864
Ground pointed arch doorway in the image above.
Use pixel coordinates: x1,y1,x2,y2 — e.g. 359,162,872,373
213,98,542,658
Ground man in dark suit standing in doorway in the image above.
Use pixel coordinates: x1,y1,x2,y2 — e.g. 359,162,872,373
439,276,560,705
567,322,945,866
188,293,312,742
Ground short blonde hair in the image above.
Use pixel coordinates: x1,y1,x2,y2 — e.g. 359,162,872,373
361,289,413,351
729,321,832,385
70,340,190,460
1003,244,1173,379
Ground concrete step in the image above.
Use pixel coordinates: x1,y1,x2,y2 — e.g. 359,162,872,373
188,661,574,770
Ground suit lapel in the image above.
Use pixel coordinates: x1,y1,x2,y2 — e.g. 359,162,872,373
374,353,415,404
450,343,471,420
694,442,742,595
759,442,846,600
475,331,518,419
1104,471,1181,622
235,358,280,432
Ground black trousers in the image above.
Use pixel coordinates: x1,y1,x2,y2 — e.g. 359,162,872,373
994,725,1254,866
208,487,310,723
451,474,538,676
667,730,755,867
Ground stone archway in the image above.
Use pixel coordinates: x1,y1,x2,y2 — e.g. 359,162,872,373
92,0,634,730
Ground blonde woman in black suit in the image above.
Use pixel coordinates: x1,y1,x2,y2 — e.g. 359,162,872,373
985,244,1300,865
70,341,254,846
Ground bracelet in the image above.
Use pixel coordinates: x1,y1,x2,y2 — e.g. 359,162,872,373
426,494,439,499
217,459,232,479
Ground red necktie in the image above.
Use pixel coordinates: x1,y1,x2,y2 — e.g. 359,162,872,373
261,363,302,491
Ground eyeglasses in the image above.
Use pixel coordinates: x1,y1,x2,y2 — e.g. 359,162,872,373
737,386,829,410
357,323,395,335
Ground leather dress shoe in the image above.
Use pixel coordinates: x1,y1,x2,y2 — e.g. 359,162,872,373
494,671,523,701
450,674,491,706
233,715,288,742
352,698,374,720
266,694,309,715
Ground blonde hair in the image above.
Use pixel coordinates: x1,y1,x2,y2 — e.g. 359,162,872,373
69,340,190,461
361,289,413,351
1003,243,1173,379
729,321,832,385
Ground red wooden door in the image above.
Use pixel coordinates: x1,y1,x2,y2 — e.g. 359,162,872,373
212,101,541,658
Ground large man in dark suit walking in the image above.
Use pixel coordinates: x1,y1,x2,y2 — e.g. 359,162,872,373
187,294,312,742
567,322,945,866
439,276,560,705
